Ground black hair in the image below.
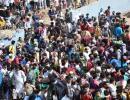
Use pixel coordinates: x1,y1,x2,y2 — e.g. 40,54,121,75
110,77,115,83
100,72,106,79
120,69,125,75
108,6,110,9
104,89,110,96
116,86,123,93
11,40,15,45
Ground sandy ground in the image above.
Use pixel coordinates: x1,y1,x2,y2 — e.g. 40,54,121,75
0,29,15,40
41,0,98,25
0,30,15,39
123,11,130,25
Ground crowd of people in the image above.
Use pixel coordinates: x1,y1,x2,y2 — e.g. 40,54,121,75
0,0,130,100
0,0,96,10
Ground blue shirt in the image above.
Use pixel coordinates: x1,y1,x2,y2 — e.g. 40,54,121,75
68,48,72,61
122,62,128,68
115,27,123,37
110,58,121,68
124,74,129,81
0,71,3,87
21,58,27,65
35,95,43,100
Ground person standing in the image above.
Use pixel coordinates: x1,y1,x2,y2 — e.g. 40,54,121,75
9,40,15,59
14,0,20,10
24,16,32,34
9,0,14,9
3,72,11,100
46,0,51,8
115,23,123,38
12,65,26,99
0,68,3,99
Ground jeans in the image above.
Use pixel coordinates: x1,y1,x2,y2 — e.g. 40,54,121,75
0,87,3,99
4,89,9,100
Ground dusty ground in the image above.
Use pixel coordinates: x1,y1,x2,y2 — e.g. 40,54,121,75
39,0,98,25
0,29,15,40
125,12,130,18
123,11,130,25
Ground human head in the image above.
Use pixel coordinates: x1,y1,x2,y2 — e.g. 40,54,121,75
11,40,15,45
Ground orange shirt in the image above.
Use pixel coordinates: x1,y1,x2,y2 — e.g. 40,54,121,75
8,58,12,64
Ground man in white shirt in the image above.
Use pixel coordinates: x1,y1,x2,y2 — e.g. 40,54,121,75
83,47,91,61
67,22,72,34
24,17,32,33
12,65,26,99
108,78,117,98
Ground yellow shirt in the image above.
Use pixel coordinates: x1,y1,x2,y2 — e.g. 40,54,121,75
0,18,5,28
9,45,15,54
95,26,101,36
80,44,84,52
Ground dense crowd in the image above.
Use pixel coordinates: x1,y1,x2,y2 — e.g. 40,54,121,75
0,0,130,100
0,0,95,10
